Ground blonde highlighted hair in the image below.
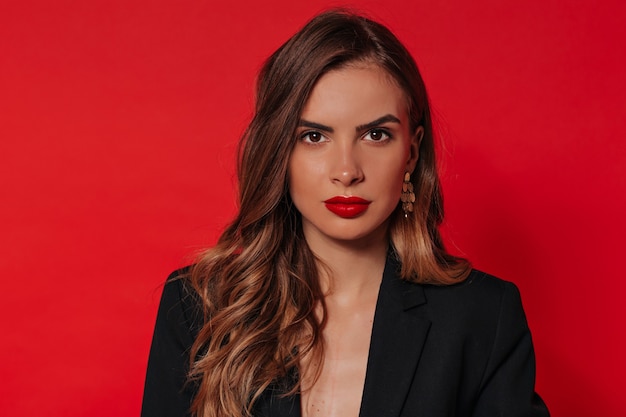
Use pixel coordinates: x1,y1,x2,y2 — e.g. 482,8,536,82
186,9,470,417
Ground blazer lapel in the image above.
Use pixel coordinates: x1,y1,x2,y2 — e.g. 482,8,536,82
254,381,301,417
358,256,431,417
255,256,430,417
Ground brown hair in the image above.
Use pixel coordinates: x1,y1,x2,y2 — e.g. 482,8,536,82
187,9,470,417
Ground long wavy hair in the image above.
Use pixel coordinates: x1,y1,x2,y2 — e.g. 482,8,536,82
187,9,470,417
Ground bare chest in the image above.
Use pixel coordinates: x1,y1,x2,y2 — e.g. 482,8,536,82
300,310,375,417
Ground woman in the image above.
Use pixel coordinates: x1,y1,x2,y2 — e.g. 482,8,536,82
141,10,549,417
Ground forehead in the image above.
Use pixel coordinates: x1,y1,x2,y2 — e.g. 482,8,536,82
301,64,408,123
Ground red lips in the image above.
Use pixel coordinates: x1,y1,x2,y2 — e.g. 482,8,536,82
324,196,371,218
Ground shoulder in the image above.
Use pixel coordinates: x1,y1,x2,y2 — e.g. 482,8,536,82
141,267,204,417
420,270,529,340
155,267,204,344
424,269,523,312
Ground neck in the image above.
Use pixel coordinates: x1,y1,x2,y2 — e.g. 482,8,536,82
304,226,389,300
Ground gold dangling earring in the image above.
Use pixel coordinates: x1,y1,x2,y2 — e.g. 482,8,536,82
401,171,415,218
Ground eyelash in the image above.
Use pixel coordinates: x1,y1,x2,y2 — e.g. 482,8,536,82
363,128,392,142
299,131,327,144
299,128,393,144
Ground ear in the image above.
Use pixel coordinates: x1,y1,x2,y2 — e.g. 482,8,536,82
405,126,424,174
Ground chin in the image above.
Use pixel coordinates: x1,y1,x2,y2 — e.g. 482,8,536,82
324,222,390,245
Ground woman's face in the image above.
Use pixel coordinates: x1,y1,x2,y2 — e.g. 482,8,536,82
288,64,420,247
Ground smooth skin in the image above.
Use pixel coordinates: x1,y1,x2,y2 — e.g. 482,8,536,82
288,63,422,417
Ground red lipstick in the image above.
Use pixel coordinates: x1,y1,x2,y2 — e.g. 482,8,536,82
324,196,371,218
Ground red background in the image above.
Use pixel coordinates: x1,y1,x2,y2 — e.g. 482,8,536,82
1,0,625,416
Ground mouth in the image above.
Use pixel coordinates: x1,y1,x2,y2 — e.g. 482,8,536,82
324,196,371,218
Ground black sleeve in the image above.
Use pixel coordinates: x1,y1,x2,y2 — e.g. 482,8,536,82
472,282,550,416
141,272,200,417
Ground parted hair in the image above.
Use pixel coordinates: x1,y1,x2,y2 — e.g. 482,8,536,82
187,9,470,417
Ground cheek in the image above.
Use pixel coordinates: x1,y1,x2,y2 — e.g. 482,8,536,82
288,151,326,191
288,152,313,198
368,149,409,186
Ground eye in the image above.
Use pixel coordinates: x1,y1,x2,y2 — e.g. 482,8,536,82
300,130,327,144
363,128,391,142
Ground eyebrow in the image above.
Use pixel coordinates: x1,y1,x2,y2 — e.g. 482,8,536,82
298,120,334,133
298,114,401,134
356,114,401,132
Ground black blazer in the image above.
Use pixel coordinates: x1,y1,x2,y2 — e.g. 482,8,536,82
141,256,549,416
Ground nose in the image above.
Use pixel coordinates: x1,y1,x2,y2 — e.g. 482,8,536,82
330,141,364,187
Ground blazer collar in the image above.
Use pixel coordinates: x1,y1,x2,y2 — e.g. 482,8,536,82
260,254,431,417
358,254,431,417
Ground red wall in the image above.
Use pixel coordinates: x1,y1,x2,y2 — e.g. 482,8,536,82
1,1,624,416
